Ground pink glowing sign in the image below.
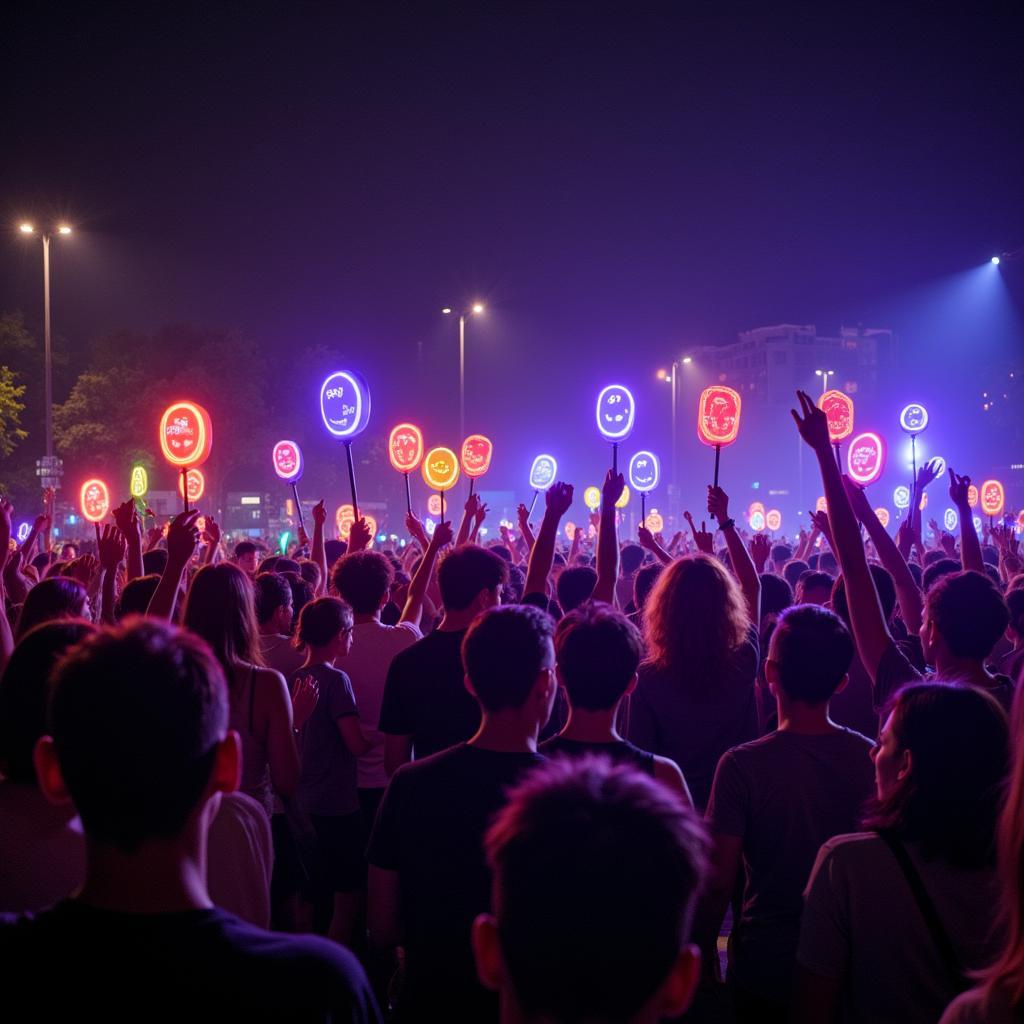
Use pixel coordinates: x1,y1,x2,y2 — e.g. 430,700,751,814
818,390,854,444
697,386,741,447
272,440,303,483
980,480,1005,518
460,434,494,479
388,423,424,473
846,431,886,486
159,400,212,468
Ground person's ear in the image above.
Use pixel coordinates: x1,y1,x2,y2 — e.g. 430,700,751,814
764,658,780,692
651,945,701,1019
897,748,913,783
471,913,505,993
624,672,638,697
33,736,73,806
833,672,849,695
211,731,242,795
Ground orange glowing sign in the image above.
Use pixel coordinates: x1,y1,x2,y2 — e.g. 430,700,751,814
766,509,782,531
697,386,742,447
874,507,891,528
177,468,206,502
748,501,765,517
388,423,424,473
818,390,854,443
159,401,212,467
460,434,494,479
335,504,377,545
980,479,1005,518
967,484,979,508
645,510,665,533
80,479,110,523
422,447,460,491
428,494,443,516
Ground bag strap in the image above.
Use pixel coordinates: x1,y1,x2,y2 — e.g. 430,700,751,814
876,830,966,992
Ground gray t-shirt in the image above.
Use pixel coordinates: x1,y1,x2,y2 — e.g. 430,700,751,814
705,727,875,1003
798,833,1002,1024
292,663,359,816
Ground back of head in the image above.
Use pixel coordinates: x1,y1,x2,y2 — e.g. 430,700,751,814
324,539,347,570
298,558,322,591
620,543,644,576
556,566,598,614
331,550,394,615
295,596,353,649
142,548,168,576
116,574,161,619
770,544,793,568
462,605,553,712
818,551,838,575
795,570,834,605
759,572,793,619
868,682,1009,867
831,564,897,627
923,557,961,592
439,545,508,612
258,555,280,575
14,577,88,641
49,620,230,851
503,564,526,604
274,557,301,576
783,559,810,591
555,603,642,711
253,572,292,626
927,570,1009,660
633,562,663,613
484,757,708,1023
234,541,257,560
644,554,749,679
768,605,854,705
0,620,95,783
182,563,260,672
922,549,948,568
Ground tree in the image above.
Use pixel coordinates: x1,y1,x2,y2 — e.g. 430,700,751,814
0,366,27,459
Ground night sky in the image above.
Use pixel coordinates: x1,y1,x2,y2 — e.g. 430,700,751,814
4,4,1022,518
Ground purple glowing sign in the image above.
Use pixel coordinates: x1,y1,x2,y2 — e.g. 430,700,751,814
595,385,636,441
628,451,660,493
319,370,371,439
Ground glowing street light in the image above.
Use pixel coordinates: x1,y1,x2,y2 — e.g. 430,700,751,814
442,302,486,441
814,368,836,396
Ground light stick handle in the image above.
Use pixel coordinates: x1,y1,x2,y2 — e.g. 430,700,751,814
95,522,101,547
440,490,445,523
713,445,721,489
404,473,412,515
529,490,539,517
612,443,618,474
469,476,475,498
641,492,646,526
344,441,360,522
181,466,189,513
834,443,842,471
291,482,305,533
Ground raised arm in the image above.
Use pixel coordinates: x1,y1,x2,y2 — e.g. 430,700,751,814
469,502,488,545
749,533,771,575
310,500,328,596
146,510,200,621
400,520,453,627
112,500,144,582
637,525,673,566
201,515,221,566
948,469,984,575
708,486,761,625
792,391,893,676
524,482,574,599
97,524,127,626
516,504,536,553
455,494,479,548
592,471,624,605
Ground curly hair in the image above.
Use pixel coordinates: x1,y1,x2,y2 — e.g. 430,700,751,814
642,554,749,683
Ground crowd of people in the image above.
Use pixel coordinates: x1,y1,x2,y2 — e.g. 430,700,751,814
1,388,1023,1022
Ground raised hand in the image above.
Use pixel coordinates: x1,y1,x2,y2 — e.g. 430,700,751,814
637,525,658,552
474,502,489,528
349,517,372,552
939,532,957,558
166,509,202,566
948,468,971,508
406,510,429,547
707,485,730,524
463,493,481,517
312,500,327,527
790,390,832,455
916,458,943,491
749,532,771,572
685,511,714,554
516,503,531,532
928,517,941,538
545,481,574,519
146,525,164,551
809,509,831,537
112,499,140,538
98,524,127,572
602,469,625,511
291,675,320,730
431,520,455,549
202,515,221,546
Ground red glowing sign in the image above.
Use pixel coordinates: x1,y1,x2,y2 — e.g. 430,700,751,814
80,479,110,523
967,484,979,508
177,468,205,502
388,423,424,473
846,431,886,486
980,479,1005,518
159,401,212,467
697,386,742,447
272,440,303,483
818,390,854,444
422,447,460,491
460,434,494,479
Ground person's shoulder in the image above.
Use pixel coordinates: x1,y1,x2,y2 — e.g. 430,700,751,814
816,831,885,867
940,986,1014,1024
390,743,467,783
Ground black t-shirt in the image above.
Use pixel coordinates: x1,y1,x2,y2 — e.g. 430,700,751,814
0,900,380,1021
540,735,656,776
378,629,480,758
367,743,544,1021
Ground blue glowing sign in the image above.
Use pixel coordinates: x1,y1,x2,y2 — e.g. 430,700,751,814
899,403,928,434
16,522,30,543
529,454,558,491
943,508,958,532
319,370,371,439
893,486,911,510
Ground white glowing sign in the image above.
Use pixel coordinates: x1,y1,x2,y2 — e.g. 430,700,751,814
595,384,636,441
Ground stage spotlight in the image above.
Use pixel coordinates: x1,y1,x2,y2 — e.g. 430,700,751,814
991,256,1001,265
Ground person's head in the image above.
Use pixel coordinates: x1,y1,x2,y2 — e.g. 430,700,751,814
331,550,394,615
182,563,260,673
59,543,78,562
35,620,239,853
258,555,280,575
766,605,853,707
555,603,643,712
293,597,354,661
273,557,300,576
770,544,792,570
116,573,161,619
439,545,508,616
921,570,1009,666
831,564,897,627
31,551,54,576
253,572,293,634
633,562,663,615
473,757,707,1023
759,573,792,619
298,558,322,592
782,558,810,591
643,554,749,679
795,570,834,606
620,543,644,577
556,566,598,614
907,561,923,589
324,539,347,570
818,551,838,575
0,620,96,784
922,548,948,568
142,548,168,576
503,564,526,605
866,682,1009,868
283,572,315,633
922,557,960,592
462,605,555,725
1006,588,1024,645
233,541,259,576
14,577,89,641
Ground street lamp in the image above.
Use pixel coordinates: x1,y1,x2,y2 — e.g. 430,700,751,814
18,222,73,491
442,302,485,441
815,368,835,396
658,355,693,523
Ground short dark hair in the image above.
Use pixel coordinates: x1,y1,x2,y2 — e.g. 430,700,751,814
485,757,708,1022
769,605,854,704
294,596,353,649
927,570,1009,660
832,564,897,626
253,572,292,625
142,548,167,576
462,605,554,712
865,682,1008,868
274,558,301,576
923,557,961,592
796,570,834,602
258,555,280,575
116,574,161,619
818,551,838,575
770,544,792,566
234,541,258,559
633,562,663,612
283,572,315,631
438,546,508,612
0,620,95,783
331,551,394,614
620,543,644,576
488,542,513,563
922,549,948,568
782,559,810,591
555,604,642,710
324,539,347,568
759,573,792,619
556,566,597,614
48,620,229,851
298,558,321,590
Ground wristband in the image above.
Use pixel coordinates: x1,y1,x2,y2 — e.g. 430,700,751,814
719,518,735,531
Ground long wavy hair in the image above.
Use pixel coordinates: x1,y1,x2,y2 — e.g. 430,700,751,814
641,554,749,685
14,578,88,641
182,563,262,684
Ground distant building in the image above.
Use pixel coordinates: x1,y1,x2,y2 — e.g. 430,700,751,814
685,324,897,406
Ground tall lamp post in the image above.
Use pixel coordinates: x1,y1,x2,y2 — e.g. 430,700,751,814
815,368,835,396
442,302,484,442
19,222,72,494
658,356,692,524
